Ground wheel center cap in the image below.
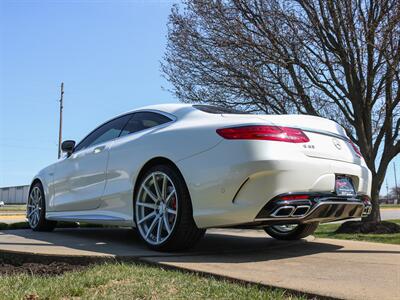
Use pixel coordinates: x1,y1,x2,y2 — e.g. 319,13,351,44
158,203,165,214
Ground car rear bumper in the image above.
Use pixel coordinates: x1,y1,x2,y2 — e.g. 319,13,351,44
177,139,372,228
255,193,372,224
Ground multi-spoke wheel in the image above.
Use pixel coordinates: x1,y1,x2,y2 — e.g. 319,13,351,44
264,222,319,240
27,186,42,228
136,172,178,245
134,164,205,251
27,182,56,231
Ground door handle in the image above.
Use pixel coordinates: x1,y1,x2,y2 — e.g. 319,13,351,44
93,146,105,154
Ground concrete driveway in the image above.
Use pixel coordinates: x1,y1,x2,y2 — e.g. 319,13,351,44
0,227,398,300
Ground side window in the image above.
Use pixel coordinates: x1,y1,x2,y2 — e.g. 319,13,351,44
119,112,172,137
74,114,131,152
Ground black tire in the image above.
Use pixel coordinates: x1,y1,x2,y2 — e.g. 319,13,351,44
27,182,57,231
134,164,205,251
264,222,319,240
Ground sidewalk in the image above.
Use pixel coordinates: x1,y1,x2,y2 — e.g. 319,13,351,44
0,227,398,299
0,214,26,224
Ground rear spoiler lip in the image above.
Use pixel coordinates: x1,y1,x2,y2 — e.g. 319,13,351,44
298,127,349,142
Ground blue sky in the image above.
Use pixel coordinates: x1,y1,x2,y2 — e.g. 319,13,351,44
0,0,398,193
0,0,177,187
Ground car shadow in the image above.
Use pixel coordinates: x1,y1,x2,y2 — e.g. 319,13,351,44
0,227,399,265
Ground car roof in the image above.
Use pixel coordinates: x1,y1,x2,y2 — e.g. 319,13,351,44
126,103,196,118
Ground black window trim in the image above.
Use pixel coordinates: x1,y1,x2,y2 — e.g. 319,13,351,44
72,109,176,154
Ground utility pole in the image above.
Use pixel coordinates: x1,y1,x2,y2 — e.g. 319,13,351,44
394,162,399,204
386,179,389,203
58,82,64,159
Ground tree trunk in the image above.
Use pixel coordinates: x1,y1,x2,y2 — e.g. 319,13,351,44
362,176,382,222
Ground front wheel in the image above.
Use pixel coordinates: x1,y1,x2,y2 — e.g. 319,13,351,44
27,182,57,231
264,222,319,240
134,165,205,251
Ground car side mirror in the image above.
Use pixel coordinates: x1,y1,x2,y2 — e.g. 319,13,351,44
61,140,76,156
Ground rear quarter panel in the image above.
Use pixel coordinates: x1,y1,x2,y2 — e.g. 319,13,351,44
100,117,224,221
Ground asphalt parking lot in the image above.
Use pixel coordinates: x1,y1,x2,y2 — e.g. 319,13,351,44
0,227,399,300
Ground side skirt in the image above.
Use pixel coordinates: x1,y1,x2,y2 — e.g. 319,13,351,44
46,211,134,227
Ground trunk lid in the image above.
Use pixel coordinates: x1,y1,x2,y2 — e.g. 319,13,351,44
222,114,361,164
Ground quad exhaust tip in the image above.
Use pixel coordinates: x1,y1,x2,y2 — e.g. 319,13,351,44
271,205,311,218
256,193,372,221
292,205,311,216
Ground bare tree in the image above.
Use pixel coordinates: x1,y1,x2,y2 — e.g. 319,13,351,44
162,0,400,223
390,186,400,200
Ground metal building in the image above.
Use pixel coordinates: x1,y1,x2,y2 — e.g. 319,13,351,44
0,185,29,204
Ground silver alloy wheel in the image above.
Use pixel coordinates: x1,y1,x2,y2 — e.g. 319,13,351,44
271,224,298,233
27,186,42,228
135,171,178,245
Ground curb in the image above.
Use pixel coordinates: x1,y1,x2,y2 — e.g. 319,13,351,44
0,248,335,300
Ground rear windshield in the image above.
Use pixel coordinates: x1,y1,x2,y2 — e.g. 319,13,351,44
193,104,249,114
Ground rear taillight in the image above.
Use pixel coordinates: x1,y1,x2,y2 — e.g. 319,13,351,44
361,195,371,204
279,195,310,201
348,140,362,157
216,125,309,143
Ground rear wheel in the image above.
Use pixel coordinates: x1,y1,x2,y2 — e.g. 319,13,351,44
264,222,319,240
134,165,205,251
27,182,57,231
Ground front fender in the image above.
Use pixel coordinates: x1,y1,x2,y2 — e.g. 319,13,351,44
29,164,55,210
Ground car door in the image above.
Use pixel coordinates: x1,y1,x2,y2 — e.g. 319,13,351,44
100,112,173,214
51,114,131,212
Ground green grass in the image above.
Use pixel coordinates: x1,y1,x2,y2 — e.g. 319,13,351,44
0,262,305,300
380,204,400,209
315,219,400,244
0,205,26,212
0,222,29,230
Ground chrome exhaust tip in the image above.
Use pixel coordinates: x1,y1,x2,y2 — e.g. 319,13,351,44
292,205,311,217
270,204,311,218
256,193,371,222
271,206,295,217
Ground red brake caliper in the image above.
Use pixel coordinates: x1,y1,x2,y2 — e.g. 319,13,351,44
169,196,176,223
171,197,176,210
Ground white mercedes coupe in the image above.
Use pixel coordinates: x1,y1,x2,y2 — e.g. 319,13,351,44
28,103,372,251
